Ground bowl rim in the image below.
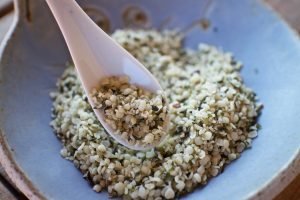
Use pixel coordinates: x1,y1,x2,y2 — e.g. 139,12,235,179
0,0,299,200
0,1,45,199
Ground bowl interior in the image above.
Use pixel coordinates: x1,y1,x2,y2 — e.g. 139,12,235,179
0,0,300,199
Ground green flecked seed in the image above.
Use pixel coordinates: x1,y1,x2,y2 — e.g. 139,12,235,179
51,29,262,200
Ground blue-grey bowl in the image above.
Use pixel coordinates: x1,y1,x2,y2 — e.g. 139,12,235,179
0,0,299,199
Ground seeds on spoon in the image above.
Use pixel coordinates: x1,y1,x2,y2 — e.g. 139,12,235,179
90,76,168,147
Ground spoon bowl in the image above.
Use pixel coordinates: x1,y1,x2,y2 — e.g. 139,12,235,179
45,0,167,150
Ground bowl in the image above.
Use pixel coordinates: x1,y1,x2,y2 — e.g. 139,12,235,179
0,0,299,199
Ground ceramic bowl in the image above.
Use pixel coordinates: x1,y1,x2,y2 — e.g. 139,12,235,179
0,0,299,199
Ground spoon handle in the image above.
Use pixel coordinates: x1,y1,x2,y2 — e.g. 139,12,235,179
45,0,114,90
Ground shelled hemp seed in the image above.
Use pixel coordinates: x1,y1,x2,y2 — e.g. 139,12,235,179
90,76,168,147
50,29,262,200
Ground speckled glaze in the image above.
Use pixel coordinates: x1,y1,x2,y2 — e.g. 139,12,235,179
0,0,299,200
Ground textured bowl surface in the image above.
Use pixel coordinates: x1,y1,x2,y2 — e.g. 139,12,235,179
0,0,299,199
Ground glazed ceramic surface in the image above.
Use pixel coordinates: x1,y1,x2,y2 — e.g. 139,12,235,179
0,0,299,200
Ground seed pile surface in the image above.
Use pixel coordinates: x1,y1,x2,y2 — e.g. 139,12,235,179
50,29,262,199
90,76,167,147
